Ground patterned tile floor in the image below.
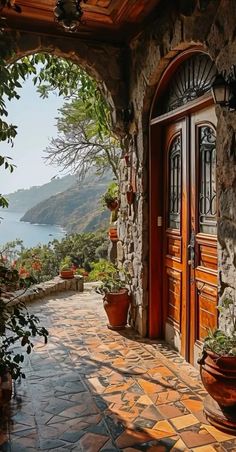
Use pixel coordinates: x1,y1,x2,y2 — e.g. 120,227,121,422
1,284,236,451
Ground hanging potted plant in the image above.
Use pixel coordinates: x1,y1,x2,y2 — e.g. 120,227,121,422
101,182,119,211
198,295,236,432
96,262,131,330
126,184,135,205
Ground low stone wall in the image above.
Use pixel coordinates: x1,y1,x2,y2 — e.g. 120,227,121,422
14,276,84,304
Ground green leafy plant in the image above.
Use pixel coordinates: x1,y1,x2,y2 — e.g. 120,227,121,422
101,182,119,209
203,296,236,356
95,261,131,294
60,256,73,272
0,264,48,380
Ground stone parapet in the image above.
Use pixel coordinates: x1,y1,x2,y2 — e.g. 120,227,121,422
13,276,84,305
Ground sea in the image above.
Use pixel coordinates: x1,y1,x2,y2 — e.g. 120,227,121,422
0,210,65,248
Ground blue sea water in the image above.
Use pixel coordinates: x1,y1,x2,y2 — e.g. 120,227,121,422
0,210,65,248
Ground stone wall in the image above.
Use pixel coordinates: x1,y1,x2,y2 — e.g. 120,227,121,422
117,0,236,336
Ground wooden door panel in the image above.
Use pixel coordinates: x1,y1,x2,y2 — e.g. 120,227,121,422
163,119,188,356
190,107,217,365
166,268,182,325
197,234,217,270
196,283,217,341
166,234,182,260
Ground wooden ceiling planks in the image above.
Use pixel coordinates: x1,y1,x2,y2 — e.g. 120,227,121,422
3,0,160,43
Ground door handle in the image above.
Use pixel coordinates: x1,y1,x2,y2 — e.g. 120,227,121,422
188,231,195,269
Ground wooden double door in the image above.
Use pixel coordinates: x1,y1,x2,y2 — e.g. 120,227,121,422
163,105,218,365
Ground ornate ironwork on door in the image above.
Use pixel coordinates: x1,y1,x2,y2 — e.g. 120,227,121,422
168,134,181,229
156,54,217,115
199,125,217,234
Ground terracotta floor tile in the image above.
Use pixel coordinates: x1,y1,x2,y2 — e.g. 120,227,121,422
171,413,199,430
156,390,181,404
153,419,176,434
140,405,163,421
203,424,236,443
170,437,189,451
149,366,175,377
138,379,164,395
181,429,216,448
192,446,218,452
158,403,186,419
136,395,154,406
115,429,152,448
79,432,109,452
182,398,203,412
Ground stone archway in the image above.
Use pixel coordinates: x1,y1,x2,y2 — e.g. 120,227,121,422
5,30,128,137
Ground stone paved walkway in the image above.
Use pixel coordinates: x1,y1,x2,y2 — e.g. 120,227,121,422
1,284,236,451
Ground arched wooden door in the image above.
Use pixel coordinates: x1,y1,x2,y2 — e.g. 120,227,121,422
149,52,218,365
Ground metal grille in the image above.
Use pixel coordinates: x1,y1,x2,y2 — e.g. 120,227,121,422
168,135,181,229
157,54,217,115
199,125,217,234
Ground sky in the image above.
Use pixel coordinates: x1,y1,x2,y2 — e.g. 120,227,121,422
0,77,65,195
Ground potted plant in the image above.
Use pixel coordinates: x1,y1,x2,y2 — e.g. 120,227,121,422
102,182,119,211
198,295,236,431
0,263,48,405
59,256,74,279
108,223,118,242
96,262,131,330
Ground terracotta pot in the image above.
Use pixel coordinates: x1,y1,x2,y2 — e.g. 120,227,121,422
0,370,12,406
60,270,74,279
126,187,134,205
108,227,118,242
103,289,130,330
107,200,119,211
199,349,236,408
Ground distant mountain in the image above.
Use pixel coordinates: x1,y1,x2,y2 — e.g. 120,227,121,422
20,174,112,233
5,175,76,212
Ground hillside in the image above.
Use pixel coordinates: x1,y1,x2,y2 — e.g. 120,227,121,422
5,175,76,212
20,175,111,233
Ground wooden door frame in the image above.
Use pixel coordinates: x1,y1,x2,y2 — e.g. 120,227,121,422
149,92,214,341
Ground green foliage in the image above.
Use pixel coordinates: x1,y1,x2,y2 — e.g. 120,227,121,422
59,256,72,270
0,261,48,380
101,181,119,208
0,156,16,207
203,296,236,356
44,96,120,180
88,259,117,282
15,245,59,283
51,231,108,269
0,232,108,282
0,239,24,262
94,261,132,294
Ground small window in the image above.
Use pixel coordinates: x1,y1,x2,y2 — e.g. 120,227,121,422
168,134,182,229
199,125,217,235
155,54,217,116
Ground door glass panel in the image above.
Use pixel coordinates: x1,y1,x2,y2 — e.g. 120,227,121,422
199,125,216,234
168,134,181,229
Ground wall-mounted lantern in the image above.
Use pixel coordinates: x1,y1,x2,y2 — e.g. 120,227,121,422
54,0,87,32
212,67,236,110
